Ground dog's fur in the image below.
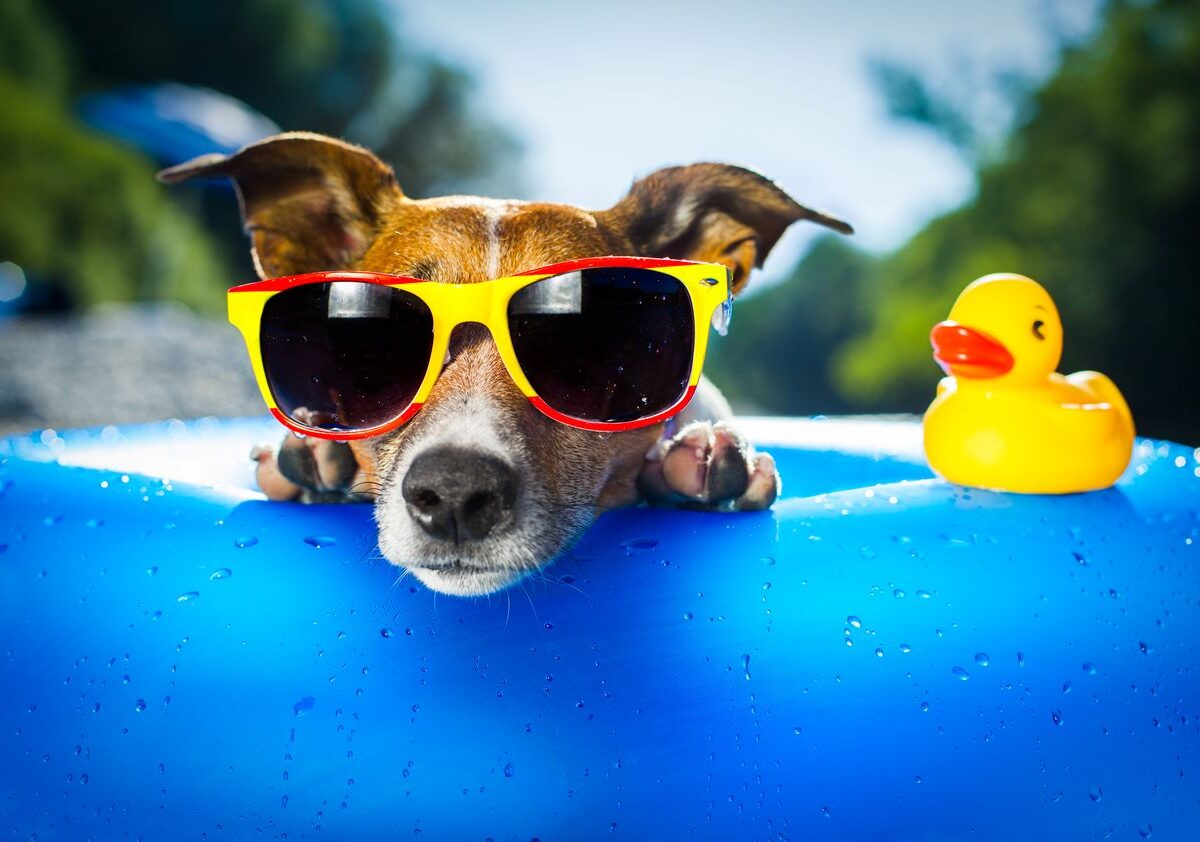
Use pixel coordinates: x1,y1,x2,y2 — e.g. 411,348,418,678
160,133,850,596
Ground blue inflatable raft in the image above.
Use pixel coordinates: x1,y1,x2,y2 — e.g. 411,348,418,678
1,417,1197,839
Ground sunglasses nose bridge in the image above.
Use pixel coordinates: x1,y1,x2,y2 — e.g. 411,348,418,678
438,281,501,331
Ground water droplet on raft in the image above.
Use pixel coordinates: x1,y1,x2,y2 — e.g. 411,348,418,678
146,566,158,576
135,699,146,713
1082,662,1097,675
503,763,515,778
176,591,199,603
304,536,336,548
874,648,884,658
683,612,694,620
622,538,659,555
893,588,906,598
1062,681,1073,694
281,794,289,809
742,654,751,680
380,628,393,638
293,696,315,716
1051,709,1064,726
920,700,930,712
1088,785,1103,802
951,666,970,681
974,652,990,667
1138,822,1152,838
846,616,862,629
899,643,912,654
761,556,776,566
793,726,802,735
209,568,232,581
916,589,932,599
234,536,258,549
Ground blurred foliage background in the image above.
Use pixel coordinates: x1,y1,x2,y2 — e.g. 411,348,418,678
0,0,520,312
708,0,1199,441
0,0,1195,441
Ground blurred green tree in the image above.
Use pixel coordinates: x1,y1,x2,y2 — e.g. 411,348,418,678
44,0,521,199
706,236,877,415
0,0,224,309
709,0,1199,441
0,74,225,310
0,0,521,311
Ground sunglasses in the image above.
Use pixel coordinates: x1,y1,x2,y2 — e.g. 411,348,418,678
228,256,733,440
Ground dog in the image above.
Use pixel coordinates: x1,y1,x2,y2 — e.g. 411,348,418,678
160,132,851,596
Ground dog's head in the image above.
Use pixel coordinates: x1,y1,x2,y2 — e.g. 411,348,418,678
163,132,848,595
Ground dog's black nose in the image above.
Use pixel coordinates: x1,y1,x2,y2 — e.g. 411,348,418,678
401,447,518,542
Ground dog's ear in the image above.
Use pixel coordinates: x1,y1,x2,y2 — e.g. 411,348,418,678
599,163,852,294
158,132,401,278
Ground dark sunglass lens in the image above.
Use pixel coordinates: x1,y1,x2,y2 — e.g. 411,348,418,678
508,267,694,423
260,282,433,431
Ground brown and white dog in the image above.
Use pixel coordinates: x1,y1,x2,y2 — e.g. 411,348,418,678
160,132,851,596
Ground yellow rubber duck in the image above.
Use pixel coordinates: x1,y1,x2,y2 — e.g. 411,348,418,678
924,273,1134,494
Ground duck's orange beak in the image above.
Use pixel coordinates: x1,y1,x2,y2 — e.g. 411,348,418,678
930,321,1014,379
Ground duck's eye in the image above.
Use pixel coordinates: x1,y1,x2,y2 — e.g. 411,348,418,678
1032,320,1046,340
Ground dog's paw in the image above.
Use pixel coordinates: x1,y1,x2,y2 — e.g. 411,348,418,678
638,420,780,511
250,433,366,503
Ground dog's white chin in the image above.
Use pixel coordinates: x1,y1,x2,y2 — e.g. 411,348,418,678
406,565,530,596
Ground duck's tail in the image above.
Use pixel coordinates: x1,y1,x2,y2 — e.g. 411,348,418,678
1067,371,1135,438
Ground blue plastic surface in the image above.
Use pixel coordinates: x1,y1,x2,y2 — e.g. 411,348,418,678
1,418,1198,840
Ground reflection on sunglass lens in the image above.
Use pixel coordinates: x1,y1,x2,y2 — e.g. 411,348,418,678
260,282,433,431
508,267,693,422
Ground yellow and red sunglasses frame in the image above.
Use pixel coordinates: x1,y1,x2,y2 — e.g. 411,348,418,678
228,256,733,440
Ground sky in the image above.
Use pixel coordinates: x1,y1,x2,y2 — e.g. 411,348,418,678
393,0,1099,285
